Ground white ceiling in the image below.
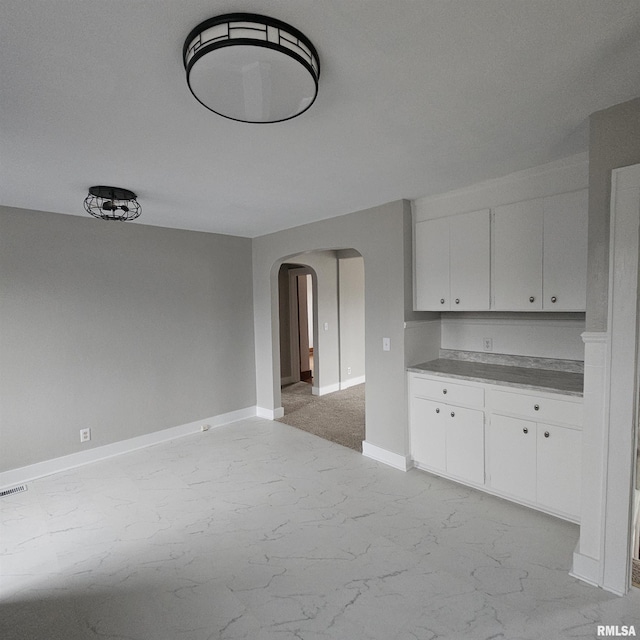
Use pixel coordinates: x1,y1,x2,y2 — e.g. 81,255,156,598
2,1,639,238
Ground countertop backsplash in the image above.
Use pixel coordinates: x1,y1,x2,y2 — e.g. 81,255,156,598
438,349,584,374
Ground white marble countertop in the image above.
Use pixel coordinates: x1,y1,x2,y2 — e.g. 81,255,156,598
408,357,584,397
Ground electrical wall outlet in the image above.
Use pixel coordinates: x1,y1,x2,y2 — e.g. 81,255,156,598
347,367,352,375
483,338,493,351
79,428,91,443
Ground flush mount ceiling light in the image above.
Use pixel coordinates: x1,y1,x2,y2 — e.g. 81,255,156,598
84,186,141,221
183,13,320,123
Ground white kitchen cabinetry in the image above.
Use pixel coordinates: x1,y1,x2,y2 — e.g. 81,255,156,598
414,209,490,311
493,199,543,310
414,216,449,310
542,189,588,310
492,189,588,311
487,388,582,521
409,374,485,485
408,372,583,522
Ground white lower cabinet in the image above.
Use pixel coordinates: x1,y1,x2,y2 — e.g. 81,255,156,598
409,375,485,485
535,422,582,517
487,388,582,521
409,373,583,522
488,414,537,503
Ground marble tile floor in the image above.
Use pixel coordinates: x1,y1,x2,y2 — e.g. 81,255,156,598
1,417,639,640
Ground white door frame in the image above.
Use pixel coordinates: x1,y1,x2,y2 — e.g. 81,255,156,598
602,163,640,594
287,267,312,385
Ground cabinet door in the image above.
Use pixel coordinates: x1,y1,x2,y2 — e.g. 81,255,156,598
488,414,536,502
536,424,582,519
410,397,446,472
449,209,490,310
542,190,588,311
445,405,485,484
415,217,450,310
493,200,543,310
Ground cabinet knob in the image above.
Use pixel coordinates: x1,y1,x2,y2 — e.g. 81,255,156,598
529,296,535,303
450,411,455,418
544,431,550,438
551,296,557,303
435,408,440,414
523,427,528,434
442,388,447,394
440,298,445,304
534,404,540,411
455,298,460,305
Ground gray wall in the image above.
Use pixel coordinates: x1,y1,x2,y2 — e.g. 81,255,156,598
338,256,365,383
0,207,256,472
587,96,640,331
253,199,426,456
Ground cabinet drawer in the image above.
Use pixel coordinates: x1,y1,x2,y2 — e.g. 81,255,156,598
489,390,582,427
412,376,484,408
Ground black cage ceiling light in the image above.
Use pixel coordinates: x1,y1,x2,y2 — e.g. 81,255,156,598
84,186,141,221
183,13,320,123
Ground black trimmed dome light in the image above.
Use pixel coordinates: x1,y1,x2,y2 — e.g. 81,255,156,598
183,13,320,123
84,186,141,221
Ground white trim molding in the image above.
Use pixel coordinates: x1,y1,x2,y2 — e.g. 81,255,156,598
340,375,365,390
572,330,611,588
313,382,341,396
362,441,411,471
572,163,640,595
256,406,285,420
0,406,257,489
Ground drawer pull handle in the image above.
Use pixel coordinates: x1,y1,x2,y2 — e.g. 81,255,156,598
455,298,460,304
544,431,550,438
450,411,455,418
435,408,440,414
523,427,528,434
534,404,540,411
551,296,557,303
440,298,445,304
529,296,535,303
442,389,447,394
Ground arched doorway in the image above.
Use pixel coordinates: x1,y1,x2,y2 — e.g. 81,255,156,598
274,250,365,451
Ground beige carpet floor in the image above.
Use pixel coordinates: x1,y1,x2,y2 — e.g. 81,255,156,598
277,382,365,452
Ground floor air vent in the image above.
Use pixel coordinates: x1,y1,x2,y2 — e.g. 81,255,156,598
0,484,28,498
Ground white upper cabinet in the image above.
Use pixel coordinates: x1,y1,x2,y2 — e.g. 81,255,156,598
415,216,450,310
542,190,588,311
492,189,588,311
449,210,491,310
415,209,490,311
493,200,544,310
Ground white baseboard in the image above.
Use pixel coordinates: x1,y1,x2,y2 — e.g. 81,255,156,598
570,549,602,589
256,406,285,420
280,376,295,386
0,406,256,489
340,375,365,390
313,383,341,396
362,441,410,471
